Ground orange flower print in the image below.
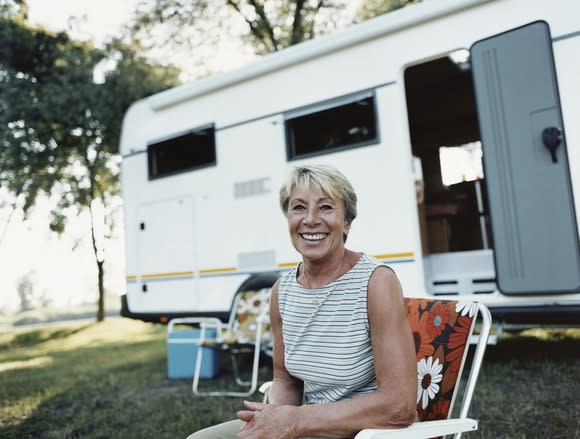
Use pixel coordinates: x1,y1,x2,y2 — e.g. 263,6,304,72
427,398,451,420
447,315,472,373
408,309,434,360
425,302,450,338
406,298,428,316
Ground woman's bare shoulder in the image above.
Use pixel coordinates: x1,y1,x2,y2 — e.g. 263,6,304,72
367,265,404,312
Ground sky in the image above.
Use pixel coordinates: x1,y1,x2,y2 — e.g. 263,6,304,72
25,0,258,78
27,0,139,45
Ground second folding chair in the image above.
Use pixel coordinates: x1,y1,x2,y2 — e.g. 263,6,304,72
189,287,271,397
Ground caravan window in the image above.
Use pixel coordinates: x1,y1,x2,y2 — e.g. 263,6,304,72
148,125,216,179
285,92,378,160
439,141,484,186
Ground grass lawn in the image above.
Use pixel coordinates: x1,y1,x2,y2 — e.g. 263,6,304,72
0,319,579,439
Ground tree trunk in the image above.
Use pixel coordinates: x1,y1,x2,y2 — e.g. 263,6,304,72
89,200,106,322
0,203,16,247
96,259,105,322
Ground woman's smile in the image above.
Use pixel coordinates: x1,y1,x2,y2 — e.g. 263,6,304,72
300,233,329,242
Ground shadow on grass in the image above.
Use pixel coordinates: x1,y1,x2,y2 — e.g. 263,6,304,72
7,324,93,349
0,331,271,439
484,328,580,363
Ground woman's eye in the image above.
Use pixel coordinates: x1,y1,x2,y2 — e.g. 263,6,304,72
291,204,305,211
320,205,333,211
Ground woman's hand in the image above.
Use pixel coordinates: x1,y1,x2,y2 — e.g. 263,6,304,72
237,401,299,439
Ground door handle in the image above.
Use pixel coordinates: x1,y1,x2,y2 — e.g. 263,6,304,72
542,126,562,163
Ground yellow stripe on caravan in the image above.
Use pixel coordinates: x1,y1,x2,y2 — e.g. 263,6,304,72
127,252,414,281
278,261,299,268
141,271,194,280
278,252,414,269
199,267,237,275
373,252,414,260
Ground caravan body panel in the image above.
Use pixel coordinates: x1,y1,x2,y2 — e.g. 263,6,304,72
120,0,580,322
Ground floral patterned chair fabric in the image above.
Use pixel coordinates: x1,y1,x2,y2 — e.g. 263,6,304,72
231,289,271,345
406,298,478,422
199,289,271,346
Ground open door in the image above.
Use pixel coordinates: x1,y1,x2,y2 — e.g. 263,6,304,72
471,21,580,295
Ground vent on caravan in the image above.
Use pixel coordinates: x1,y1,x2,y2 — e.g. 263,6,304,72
234,177,272,198
237,250,276,270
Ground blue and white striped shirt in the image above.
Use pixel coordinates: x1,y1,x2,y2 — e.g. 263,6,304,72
278,253,382,404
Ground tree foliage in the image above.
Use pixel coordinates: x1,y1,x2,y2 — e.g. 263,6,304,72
0,14,72,219
129,0,423,78
0,0,27,19
130,0,353,68
0,10,180,320
355,0,422,22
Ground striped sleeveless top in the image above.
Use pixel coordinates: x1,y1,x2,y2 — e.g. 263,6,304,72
278,253,382,404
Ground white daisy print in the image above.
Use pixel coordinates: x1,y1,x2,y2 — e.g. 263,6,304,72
456,301,478,318
236,296,250,315
417,356,443,409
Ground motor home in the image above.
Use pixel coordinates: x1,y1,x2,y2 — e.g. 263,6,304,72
119,0,580,325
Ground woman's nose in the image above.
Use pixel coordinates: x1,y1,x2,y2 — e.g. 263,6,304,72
303,208,319,225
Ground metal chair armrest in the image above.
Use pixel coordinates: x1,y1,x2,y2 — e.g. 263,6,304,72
354,418,478,439
259,381,273,403
167,317,224,341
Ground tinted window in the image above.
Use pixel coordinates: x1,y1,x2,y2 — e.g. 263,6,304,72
148,125,216,179
286,95,378,160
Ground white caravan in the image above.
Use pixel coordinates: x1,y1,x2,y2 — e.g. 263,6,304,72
119,0,580,325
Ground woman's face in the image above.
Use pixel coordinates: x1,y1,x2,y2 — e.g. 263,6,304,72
287,184,352,263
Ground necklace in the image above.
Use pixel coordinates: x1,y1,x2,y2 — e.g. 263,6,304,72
312,292,321,306
301,251,348,304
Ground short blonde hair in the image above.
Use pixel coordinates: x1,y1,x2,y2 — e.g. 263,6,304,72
279,165,357,222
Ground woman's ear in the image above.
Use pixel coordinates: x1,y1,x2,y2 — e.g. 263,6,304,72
343,219,352,242
344,218,352,234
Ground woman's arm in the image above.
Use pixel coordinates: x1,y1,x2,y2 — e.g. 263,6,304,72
292,266,416,437
238,267,416,438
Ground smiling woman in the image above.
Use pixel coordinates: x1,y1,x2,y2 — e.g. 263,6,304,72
186,165,417,439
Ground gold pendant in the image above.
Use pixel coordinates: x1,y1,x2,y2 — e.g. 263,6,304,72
312,298,319,305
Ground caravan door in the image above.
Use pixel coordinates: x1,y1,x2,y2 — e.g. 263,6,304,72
136,196,197,310
471,21,580,295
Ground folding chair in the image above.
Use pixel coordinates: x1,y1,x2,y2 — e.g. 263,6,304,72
188,287,271,397
260,298,491,438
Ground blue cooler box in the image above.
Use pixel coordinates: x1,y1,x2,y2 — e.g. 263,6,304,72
167,328,221,379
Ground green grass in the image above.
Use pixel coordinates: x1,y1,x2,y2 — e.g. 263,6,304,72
468,328,580,438
1,320,579,439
